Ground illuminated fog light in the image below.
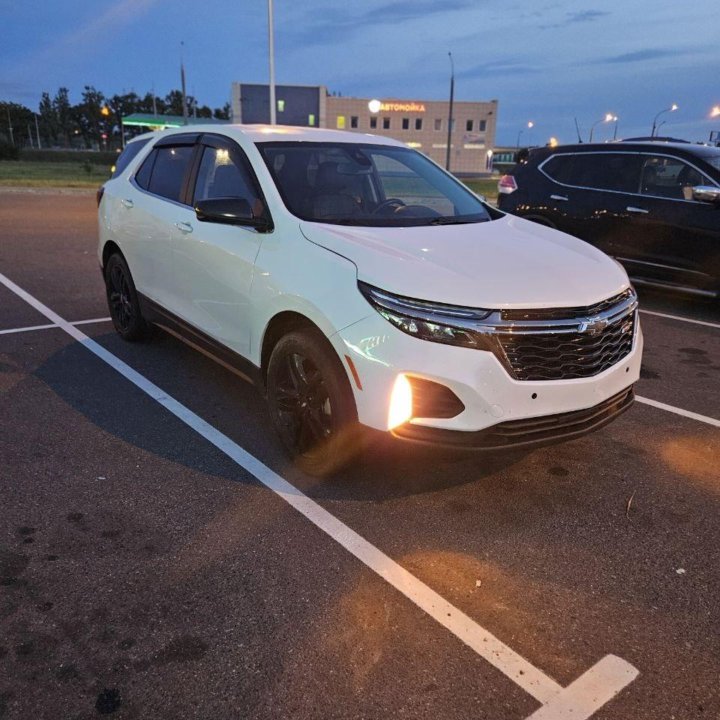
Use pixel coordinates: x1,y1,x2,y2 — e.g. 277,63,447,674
388,374,413,429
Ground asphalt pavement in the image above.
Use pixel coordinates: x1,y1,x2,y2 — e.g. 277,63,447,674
0,189,718,720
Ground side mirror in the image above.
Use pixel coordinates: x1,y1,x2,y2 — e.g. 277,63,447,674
195,198,270,230
692,185,720,204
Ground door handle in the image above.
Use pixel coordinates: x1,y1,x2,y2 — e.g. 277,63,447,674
175,221,193,234
550,194,568,202
626,206,649,214
121,198,134,209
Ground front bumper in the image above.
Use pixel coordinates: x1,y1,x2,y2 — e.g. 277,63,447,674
330,311,643,445
392,386,634,450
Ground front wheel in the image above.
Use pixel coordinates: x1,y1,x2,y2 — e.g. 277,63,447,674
266,328,362,476
104,253,151,341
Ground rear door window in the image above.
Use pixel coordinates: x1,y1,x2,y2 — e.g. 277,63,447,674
567,153,642,193
145,146,195,203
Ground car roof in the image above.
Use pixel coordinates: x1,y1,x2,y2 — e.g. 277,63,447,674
531,141,720,159
141,123,406,148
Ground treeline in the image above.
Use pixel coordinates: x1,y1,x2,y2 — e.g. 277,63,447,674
0,86,231,152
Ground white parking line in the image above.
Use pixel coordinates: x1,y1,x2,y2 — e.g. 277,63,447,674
640,309,720,330
0,317,111,336
636,395,720,428
0,272,640,717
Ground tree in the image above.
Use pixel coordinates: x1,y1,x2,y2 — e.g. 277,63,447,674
72,85,107,149
108,92,140,144
0,101,34,146
53,87,74,147
38,92,58,146
164,90,185,116
213,102,231,120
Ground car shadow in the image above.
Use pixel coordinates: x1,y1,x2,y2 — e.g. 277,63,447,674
32,329,531,501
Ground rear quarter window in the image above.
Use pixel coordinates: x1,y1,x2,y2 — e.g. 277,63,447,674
111,138,151,179
541,154,575,185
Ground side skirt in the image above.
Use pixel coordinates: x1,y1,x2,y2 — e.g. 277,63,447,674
137,294,263,388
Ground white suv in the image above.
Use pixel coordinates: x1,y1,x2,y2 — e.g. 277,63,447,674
98,125,642,474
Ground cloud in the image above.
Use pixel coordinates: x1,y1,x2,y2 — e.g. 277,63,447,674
285,0,477,46
540,9,610,29
458,61,541,79
598,48,689,64
566,10,609,23
7,0,161,78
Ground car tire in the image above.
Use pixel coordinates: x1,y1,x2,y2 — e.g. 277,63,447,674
266,328,363,476
104,253,151,341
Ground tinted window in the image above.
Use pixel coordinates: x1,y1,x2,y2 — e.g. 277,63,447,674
548,153,641,193
640,155,712,200
112,138,150,178
542,154,576,185
193,146,258,205
259,141,490,227
134,150,156,190
146,146,194,202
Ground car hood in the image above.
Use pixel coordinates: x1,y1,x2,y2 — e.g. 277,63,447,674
299,214,630,309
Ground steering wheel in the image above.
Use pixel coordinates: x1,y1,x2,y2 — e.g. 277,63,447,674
372,198,406,214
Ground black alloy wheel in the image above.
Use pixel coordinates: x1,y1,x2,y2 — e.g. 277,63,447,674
266,328,361,476
104,253,150,341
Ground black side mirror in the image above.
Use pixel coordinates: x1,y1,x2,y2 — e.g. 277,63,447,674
195,198,270,230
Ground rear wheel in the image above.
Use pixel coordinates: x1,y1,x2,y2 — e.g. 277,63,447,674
266,328,362,476
104,253,150,341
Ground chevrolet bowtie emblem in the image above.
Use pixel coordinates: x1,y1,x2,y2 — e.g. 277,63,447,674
578,317,607,336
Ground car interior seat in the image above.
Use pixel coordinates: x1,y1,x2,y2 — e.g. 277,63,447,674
312,162,362,219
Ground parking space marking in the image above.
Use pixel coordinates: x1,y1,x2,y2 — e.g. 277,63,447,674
640,309,720,330
636,395,720,428
0,316,111,336
0,271,640,717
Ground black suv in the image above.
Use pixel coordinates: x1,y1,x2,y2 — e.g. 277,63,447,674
497,142,720,298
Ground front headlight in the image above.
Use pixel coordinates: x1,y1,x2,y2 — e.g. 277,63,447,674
358,281,494,350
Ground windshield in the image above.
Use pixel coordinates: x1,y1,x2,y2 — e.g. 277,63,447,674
257,141,491,227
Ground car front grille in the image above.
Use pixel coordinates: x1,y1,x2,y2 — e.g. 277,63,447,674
498,310,636,381
494,290,637,381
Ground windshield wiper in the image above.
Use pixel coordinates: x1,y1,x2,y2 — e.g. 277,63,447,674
427,216,486,225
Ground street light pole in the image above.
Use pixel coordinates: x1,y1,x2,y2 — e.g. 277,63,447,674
589,114,613,143
268,0,276,125
651,104,678,137
445,52,454,171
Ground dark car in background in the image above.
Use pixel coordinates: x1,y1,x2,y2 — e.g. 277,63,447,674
497,142,720,298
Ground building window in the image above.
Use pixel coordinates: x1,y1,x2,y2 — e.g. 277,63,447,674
277,99,285,113
370,116,377,129
383,117,390,130
434,118,442,131
308,114,316,126
450,119,456,131
466,119,473,132
351,116,358,129
415,118,423,130
337,115,346,129
479,119,487,132
401,118,409,130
